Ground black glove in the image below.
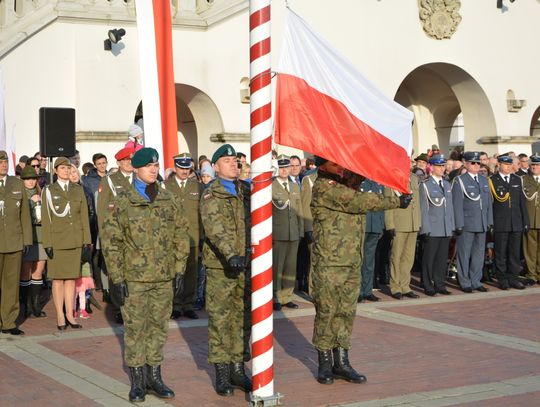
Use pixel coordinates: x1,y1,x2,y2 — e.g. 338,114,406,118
113,281,129,306
454,227,463,236
45,247,54,259
22,245,31,256
228,255,246,274
387,229,396,238
174,273,184,296
523,225,529,235
81,244,93,264
420,233,430,241
304,231,314,244
488,225,494,235
399,194,413,209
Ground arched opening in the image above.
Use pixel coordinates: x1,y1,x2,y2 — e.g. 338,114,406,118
395,63,496,156
531,106,540,154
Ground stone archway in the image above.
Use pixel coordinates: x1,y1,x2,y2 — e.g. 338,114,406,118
395,63,496,156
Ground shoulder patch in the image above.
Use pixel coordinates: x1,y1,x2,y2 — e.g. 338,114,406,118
203,192,212,200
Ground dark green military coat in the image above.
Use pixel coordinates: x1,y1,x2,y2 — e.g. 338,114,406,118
101,185,189,284
0,176,32,252
272,178,303,241
301,171,317,234
384,175,421,232
96,171,133,232
523,174,540,229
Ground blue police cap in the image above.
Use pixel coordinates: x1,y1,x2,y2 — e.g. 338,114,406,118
530,155,540,165
429,154,447,166
173,152,193,169
463,151,481,163
497,155,513,164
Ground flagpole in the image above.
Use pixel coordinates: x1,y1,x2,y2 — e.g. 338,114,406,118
249,0,281,406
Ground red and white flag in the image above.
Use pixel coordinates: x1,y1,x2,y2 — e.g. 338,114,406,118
275,10,414,193
134,0,178,170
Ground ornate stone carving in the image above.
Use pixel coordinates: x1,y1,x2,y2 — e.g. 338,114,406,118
418,0,462,40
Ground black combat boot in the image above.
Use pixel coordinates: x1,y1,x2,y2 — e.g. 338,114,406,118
146,365,175,398
128,366,146,402
230,362,252,392
29,283,46,318
214,363,234,396
317,349,334,384
332,347,367,384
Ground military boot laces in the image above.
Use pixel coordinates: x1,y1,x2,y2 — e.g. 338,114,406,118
214,363,234,396
145,365,175,398
230,362,252,392
317,349,334,384
332,348,367,384
128,366,146,402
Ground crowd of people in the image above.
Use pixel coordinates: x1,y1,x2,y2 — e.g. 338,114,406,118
0,126,539,400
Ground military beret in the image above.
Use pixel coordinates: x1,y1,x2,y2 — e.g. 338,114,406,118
132,147,159,168
314,156,328,167
20,166,39,179
429,154,447,166
497,155,513,164
0,150,8,161
530,155,540,165
211,144,236,164
276,154,291,168
115,147,135,161
414,153,429,162
53,157,71,168
463,151,481,163
173,152,193,169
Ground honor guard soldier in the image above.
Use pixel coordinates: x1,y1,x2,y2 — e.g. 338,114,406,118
452,152,493,292
200,144,252,397
96,146,135,321
310,157,411,385
419,154,455,296
101,148,189,402
0,150,32,335
165,153,203,319
522,155,540,284
489,155,529,290
384,174,421,299
272,155,304,310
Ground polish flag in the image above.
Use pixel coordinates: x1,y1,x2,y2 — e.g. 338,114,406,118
275,10,414,193
134,0,178,170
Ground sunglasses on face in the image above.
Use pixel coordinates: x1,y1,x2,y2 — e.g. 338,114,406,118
469,162,480,166
31,165,40,168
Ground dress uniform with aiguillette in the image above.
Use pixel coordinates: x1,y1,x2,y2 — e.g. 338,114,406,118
419,155,455,296
452,152,493,292
164,153,203,319
272,154,304,310
521,155,540,284
489,155,529,290
101,148,189,402
0,150,32,335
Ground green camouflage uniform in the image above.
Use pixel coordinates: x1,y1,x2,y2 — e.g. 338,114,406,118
311,171,400,351
101,183,189,367
200,178,251,364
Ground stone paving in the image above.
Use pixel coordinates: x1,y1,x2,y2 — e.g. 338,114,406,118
0,284,539,407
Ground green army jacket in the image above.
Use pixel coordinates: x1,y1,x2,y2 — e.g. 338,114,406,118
164,176,203,247
522,174,540,229
41,182,91,250
311,171,400,267
384,175,421,232
96,171,132,233
0,176,32,253
200,178,250,270
101,184,189,284
301,171,317,234
272,178,303,241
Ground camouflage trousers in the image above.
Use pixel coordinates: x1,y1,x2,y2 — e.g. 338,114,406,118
206,267,251,363
311,265,359,351
122,281,173,367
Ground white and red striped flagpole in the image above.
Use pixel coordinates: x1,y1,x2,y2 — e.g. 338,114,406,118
250,0,279,403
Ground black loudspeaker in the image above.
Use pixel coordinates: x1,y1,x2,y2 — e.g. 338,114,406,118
39,107,76,157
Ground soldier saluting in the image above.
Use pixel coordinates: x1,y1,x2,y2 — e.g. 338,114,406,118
101,148,189,402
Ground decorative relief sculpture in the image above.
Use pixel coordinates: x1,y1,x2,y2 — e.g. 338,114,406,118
418,0,462,40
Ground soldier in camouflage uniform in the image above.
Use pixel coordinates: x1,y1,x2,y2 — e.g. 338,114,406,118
311,157,411,385
101,148,189,403
200,144,252,397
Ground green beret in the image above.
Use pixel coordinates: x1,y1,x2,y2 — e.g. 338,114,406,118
211,144,236,164
0,150,8,161
132,147,159,168
53,157,70,168
314,156,328,167
20,166,39,179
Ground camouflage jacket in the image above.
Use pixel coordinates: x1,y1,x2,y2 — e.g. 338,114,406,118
200,178,250,270
311,171,400,267
101,183,189,284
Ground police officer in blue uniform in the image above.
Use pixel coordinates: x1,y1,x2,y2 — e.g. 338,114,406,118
489,155,529,290
419,154,455,296
452,152,493,293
